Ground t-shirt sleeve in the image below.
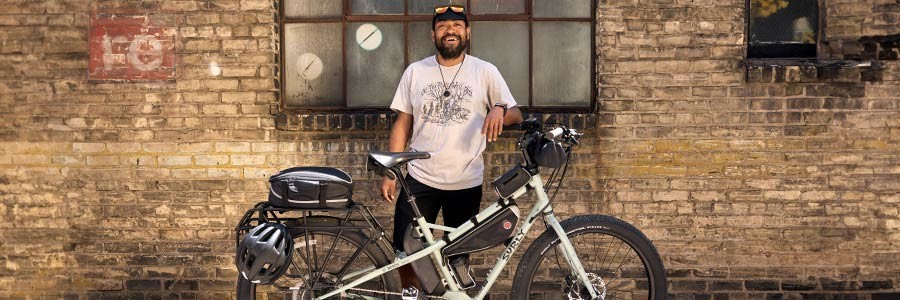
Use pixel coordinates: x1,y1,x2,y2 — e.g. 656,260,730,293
390,66,414,114
485,65,518,108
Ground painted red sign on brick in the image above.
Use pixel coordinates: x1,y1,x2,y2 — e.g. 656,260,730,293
88,12,176,81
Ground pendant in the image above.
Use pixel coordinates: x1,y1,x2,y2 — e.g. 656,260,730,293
443,90,450,97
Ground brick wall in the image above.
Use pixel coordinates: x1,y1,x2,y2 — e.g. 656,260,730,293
0,0,898,299
597,0,900,299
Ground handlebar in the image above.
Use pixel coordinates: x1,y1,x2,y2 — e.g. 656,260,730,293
518,118,583,149
544,126,582,145
515,119,584,170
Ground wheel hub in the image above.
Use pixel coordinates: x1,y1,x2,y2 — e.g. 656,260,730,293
565,273,606,300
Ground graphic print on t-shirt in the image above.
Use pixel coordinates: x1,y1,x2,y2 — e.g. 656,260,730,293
421,81,472,126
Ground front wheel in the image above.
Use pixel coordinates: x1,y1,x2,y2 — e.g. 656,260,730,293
512,215,667,300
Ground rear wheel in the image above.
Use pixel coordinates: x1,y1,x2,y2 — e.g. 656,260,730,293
511,215,667,300
237,217,402,300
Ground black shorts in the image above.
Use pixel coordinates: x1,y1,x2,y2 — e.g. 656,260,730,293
392,175,482,251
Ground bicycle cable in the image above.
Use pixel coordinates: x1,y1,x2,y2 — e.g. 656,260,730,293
538,145,573,216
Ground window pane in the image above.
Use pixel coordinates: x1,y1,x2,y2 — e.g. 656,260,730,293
408,22,436,64
409,0,466,15
749,0,818,43
350,0,403,15
533,22,591,107
470,0,525,14
284,0,342,18
284,23,343,108
471,21,529,106
533,0,591,18
346,23,405,107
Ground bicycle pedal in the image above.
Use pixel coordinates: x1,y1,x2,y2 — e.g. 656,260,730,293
449,256,476,289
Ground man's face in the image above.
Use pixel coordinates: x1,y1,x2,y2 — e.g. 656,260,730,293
432,19,470,59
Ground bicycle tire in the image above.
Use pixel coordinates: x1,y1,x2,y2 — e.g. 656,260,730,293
511,215,667,300
237,217,402,300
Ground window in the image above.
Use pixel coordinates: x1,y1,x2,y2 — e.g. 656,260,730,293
279,0,595,111
747,0,820,58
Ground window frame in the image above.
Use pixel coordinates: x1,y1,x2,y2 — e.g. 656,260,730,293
744,0,826,60
277,0,597,113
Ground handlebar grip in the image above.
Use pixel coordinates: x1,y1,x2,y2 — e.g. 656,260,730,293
546,127,565,140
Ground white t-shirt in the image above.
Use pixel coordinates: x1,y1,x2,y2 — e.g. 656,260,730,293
390,54,517,190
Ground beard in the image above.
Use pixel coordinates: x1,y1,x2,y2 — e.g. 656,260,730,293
435,34,468,59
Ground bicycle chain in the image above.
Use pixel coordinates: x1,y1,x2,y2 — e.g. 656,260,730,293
294,286,448,300
344,286,448,300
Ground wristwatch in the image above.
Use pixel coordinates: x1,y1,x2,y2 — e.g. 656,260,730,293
493,103,508,116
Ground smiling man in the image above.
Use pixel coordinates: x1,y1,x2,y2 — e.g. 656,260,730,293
380,4,523,297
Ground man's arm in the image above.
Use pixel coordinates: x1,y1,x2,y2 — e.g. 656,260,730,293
388,112,413,152
484,105,524,142
504,106,523,126
381,112,413,202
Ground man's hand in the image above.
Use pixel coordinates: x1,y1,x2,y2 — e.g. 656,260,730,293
482,106,505,142
380,175,398,203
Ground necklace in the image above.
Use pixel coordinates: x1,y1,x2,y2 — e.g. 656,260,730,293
437,55,464,98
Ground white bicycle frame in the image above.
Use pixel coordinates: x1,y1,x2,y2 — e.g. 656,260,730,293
317,173,600,300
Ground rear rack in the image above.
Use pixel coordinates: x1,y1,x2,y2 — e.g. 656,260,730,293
234,202,390,248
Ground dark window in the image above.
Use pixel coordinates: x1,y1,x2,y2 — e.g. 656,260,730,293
279,0,595,111
747,0,819,58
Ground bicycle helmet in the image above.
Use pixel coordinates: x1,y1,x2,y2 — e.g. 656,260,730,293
235,222,294,284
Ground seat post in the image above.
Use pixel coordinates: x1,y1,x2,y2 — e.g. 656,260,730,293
391,167,424,219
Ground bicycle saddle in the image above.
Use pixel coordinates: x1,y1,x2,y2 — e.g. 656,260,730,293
367,150,430,168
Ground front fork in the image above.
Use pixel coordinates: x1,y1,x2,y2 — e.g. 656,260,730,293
544,213,602,299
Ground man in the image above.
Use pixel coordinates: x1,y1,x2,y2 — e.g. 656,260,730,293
381,4,524,295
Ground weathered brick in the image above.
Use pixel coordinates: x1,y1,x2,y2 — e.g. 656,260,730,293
73,143,107,153
184,40,220,51
86,155,119,166
220,92,255,103
214,142,251,152
125,279,161,291
12,154,50,164
158,155,192,166
229,154,265,165
201,104,239,115
746,280,780,291
194,155,229,166
143,143,178,153
710,281,744,292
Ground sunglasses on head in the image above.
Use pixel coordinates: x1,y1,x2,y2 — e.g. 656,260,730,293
434,5,465,14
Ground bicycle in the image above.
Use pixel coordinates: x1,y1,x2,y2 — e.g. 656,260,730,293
235,118,668,299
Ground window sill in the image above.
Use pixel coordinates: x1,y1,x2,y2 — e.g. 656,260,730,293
274,111,598,131
743,58,884,83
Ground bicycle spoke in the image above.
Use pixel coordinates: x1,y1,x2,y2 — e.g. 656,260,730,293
310,228,345,290
335,234,372,280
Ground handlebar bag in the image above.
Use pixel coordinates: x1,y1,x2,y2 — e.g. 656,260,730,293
267,167,352,209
